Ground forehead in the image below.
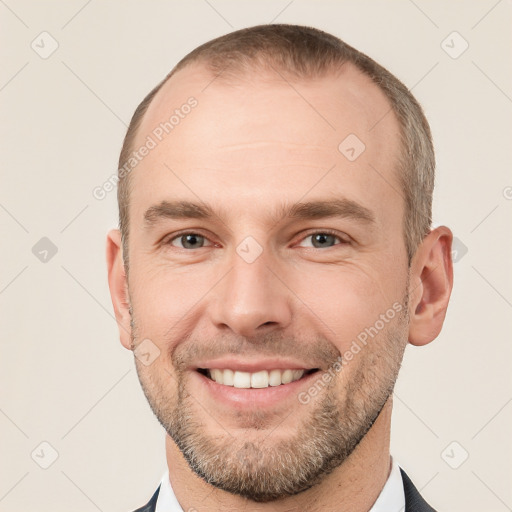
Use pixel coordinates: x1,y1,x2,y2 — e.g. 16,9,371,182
129,61,403,231
139,61,399,149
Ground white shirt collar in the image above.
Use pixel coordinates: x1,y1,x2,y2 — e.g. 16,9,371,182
155,467,183,512
156,456,405,512
370,456,406,512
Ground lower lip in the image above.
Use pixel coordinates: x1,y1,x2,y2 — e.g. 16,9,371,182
192,370,320,409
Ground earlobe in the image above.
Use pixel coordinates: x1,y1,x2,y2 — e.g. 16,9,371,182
106,229,132,350
408,226,454,346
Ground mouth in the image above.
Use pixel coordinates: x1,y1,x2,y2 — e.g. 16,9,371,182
197,368,320,389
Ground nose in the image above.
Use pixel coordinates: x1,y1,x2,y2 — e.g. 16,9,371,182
209,248,293,339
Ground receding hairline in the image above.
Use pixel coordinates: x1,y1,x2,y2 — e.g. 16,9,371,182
131,57,397,163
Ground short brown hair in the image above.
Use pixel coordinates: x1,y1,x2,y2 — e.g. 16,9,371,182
117,24,434,266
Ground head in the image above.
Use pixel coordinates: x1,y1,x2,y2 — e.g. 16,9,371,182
107,24,453,502
118,24,435,269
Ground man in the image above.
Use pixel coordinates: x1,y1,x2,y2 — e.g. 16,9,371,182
107,24,453,512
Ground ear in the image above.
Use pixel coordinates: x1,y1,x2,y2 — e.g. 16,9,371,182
408,226,454,346
106,229,132,351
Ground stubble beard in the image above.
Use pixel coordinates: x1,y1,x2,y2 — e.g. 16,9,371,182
131,297,409,502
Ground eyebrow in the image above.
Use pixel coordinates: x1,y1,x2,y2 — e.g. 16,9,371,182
143,198,376,228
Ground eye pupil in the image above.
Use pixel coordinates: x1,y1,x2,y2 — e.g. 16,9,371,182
182,234,203,249
312,233,335,248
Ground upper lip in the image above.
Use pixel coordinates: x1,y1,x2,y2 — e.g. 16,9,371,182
194,358,318,373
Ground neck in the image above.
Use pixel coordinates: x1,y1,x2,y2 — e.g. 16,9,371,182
165,397,393,512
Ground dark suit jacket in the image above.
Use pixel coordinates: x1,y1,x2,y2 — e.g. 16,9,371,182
132,468,436,512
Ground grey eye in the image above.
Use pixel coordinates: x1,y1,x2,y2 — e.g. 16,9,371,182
299,232,341,249
310,233,337,248
172,234,207,249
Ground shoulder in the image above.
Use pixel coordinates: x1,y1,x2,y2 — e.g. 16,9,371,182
129,472,437,512
130,485,160,512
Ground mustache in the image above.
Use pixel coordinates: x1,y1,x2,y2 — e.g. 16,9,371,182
169,331,341,372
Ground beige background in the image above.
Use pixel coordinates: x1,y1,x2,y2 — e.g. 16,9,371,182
1,1,511,511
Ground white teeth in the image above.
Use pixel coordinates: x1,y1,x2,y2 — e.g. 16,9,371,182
281,369,293,384
222,369,234,386
292,369,304,381
233,371,251,388
268,369,282,386
251,370,269,388
210,369,223,384
206,368,306,388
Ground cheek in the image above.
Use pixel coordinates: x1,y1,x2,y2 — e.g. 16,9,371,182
291,262,401,350
128,261,214,342
128,244,407,355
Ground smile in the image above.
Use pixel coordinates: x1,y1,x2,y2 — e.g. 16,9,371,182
198,368,319,388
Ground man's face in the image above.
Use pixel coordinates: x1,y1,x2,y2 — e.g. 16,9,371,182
125,63,410,501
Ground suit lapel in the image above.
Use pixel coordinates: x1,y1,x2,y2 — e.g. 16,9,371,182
400,468,436,512
131,485,160,512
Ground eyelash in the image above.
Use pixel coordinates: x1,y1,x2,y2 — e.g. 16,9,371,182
163,229,350,250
